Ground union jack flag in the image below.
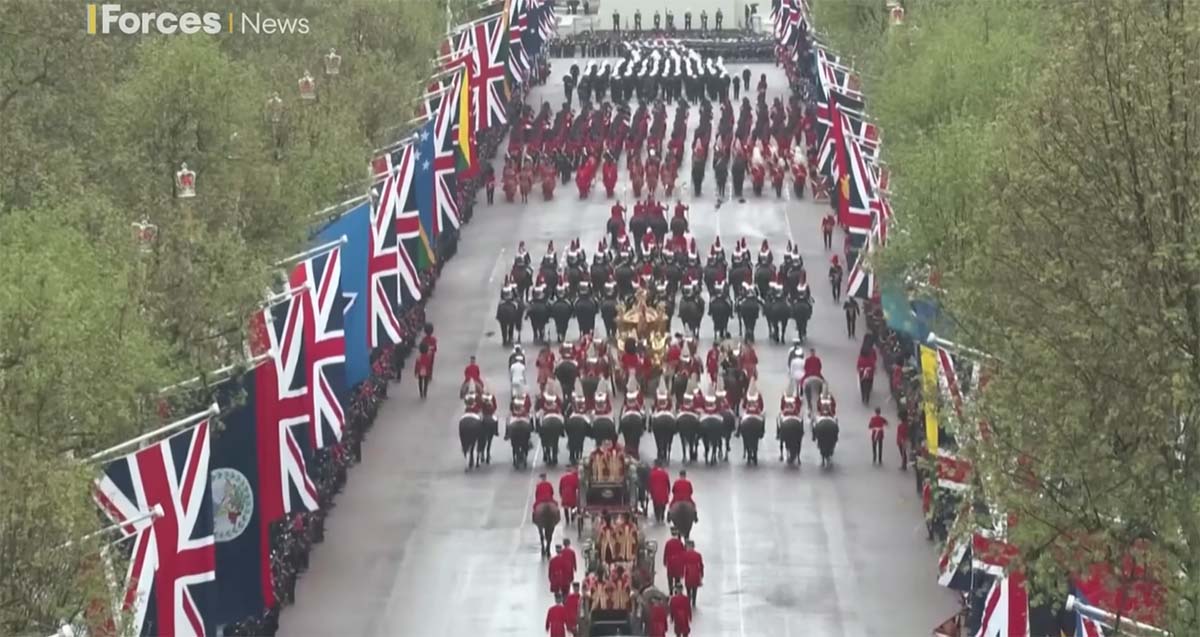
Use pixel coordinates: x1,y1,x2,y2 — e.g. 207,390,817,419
288,248,348,449
505,0,530,84
976,572,1030,637
251,296,321,515
367,172,409,347
391,144,429,300
470,15,510,131
536,0,557,41
93,420,216,637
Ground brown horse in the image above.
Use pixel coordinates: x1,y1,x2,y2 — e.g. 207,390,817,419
667,500,697,540
533,501,561,558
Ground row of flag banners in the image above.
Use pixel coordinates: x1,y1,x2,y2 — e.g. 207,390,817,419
770,1,1164,635
88,2,557,635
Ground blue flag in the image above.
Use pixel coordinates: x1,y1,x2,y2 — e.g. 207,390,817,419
209,372,267,626
315,205,370,387
413,120,439,242
879,280,932,343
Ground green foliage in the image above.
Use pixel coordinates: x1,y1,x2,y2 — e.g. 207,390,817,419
821,0,1200,629
0,0,449,631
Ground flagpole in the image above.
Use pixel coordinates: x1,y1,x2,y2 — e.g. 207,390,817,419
372,132,419,156
312,193,372,219
158,353,273,395
274,235,348,267
58,505,164,549
86,405,219,463
1065,596,1169,637
449,10,503,35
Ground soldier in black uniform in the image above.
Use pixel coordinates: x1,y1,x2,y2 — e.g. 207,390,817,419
732,75,741,100
684,11,692,30
653,11,661,31
743,4,751,30
612,10,620,31
634,9,642,31
666,10,675,31
701,10,708,31
742,68,752,92
715,9,723,30
564,73,576,105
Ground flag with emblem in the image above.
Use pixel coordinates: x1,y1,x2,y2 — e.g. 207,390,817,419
207,372,267,626
93,418,216,637
392,143,435,293
314,203,371,386
287,246,348,449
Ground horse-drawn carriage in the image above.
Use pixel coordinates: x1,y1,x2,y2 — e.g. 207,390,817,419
612,288,670,388
576,443,640,536
575,511,660,635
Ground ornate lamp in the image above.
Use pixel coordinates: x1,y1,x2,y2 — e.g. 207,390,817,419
174,162,196,198
323,48,342,76
132,218,158,251
298,71,317,101
265,92,284,123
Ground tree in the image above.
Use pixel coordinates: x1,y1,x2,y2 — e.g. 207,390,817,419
822,0,1200,629
947,1,1200,630
0,0,451,631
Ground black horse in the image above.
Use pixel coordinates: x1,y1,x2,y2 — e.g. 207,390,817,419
574,293,598,335
765,293,789,343
459,415,484,470
736,295,762,342
527,297,551,342
708,295,732,340
496,297,523,346
506,416,534,469
538,413,564,465
600,294,620,338
788,296,812,343
650,410,677,463
550,296,574,341
678,294,705,336
677,411,701,463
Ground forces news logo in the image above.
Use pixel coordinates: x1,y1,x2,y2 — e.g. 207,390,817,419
87,4,310,35
211,467,254,542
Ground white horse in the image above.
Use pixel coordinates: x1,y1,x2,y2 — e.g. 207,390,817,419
802,375,826,413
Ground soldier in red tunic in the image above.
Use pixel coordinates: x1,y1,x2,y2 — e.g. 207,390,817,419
662,528,685,591
669,586,692,637
602,156,618,198
682,541,705,606
503,160,518,202
646,157,660,197
559,467,579,525
630,157,645,198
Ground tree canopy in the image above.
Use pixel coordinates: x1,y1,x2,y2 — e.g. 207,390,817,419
816,0,1200,630
0,0,460,631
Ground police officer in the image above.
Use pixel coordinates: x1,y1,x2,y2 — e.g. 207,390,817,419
701,10,708,31
653,10,661,31
666,9,675,31
634,9,642,31
715,8,723,30
684,11,692,30
612,9,620,31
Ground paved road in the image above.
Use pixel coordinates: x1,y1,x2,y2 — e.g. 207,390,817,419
278,62,957,637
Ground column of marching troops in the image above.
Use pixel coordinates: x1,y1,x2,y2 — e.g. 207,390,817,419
499,42,818,210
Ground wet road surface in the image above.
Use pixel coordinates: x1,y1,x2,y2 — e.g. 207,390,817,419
278,61,957,637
